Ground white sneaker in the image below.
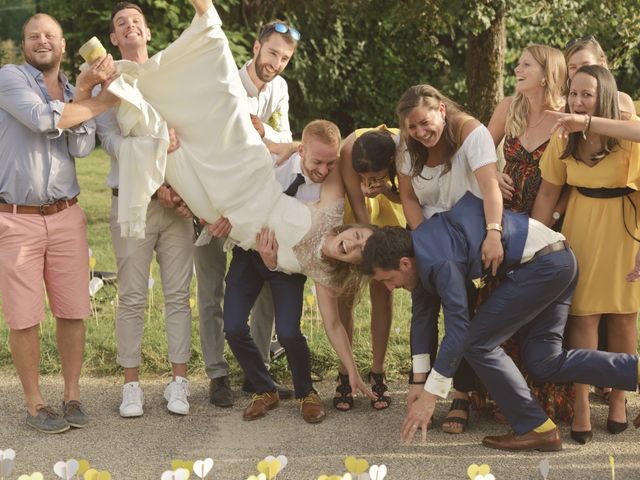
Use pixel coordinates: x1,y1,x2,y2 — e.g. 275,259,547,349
120,381,144,418
164,376,190,415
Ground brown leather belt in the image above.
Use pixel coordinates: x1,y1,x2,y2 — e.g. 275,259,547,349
112,188,158,200
533,240,568,260
0,197,78,215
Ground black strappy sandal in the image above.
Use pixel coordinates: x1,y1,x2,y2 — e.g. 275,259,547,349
369,371,392,410
332,373,354,411
442,398,470,434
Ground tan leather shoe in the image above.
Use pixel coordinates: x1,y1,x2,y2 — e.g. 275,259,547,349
242,391,279,421
300,392,326,424
482,426,562,452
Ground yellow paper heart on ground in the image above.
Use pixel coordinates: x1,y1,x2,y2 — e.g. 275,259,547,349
478,464,491,476
344,456,369,475
247,475,267,480
78,460,91,475
172,460,194,472
317,476,342,480
257,459,281,479
467,464,479,479
18,474,43,480
85,469,98,480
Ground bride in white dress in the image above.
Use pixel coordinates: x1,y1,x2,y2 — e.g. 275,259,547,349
105,0,375,398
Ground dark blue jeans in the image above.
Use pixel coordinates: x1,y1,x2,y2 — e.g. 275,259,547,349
223,247,312,398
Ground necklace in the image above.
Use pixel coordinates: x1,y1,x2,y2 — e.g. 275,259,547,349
526,113,545,130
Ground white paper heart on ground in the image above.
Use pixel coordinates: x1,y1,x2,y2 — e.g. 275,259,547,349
174,468,189,480
369,465,387,480
476,475,496,480
53,459,79,479
0,448,16,477
193,458,214,479
275,455,288,470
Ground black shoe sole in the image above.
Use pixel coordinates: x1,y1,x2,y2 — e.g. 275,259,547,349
570,429,593,444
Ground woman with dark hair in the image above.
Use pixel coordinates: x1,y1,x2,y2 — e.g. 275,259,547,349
334,126,405,411
532,64,640,444
396,84,504,434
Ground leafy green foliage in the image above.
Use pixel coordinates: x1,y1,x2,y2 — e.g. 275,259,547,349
1,0,638,137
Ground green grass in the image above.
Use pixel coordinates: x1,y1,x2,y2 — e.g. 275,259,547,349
0,148,414,381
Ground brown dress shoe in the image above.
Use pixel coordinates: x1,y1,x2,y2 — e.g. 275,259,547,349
242,391,279,421
482,426,562,452
300,392,326,424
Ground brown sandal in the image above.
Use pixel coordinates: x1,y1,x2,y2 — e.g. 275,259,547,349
442,398,470,434
369,371,391,410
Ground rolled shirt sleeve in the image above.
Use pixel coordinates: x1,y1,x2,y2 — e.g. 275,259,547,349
0,67,65,136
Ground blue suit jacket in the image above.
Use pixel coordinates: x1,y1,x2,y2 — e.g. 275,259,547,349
411,192,529,378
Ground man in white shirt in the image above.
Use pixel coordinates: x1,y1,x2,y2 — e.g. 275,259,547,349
196,19,299,407
96,1,193,418
223,120,341,423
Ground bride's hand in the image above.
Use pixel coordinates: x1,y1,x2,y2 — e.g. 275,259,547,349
349,370,375,402
256,227,278,270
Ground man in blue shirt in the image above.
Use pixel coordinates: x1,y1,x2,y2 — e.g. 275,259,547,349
0,13,118,433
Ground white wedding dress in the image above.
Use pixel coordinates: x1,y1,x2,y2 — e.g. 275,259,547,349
106,5,342,276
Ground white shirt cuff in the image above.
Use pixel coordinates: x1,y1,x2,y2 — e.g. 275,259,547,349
412,354,431,374
424,368,452,399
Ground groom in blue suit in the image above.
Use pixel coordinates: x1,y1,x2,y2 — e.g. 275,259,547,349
361,192,640,450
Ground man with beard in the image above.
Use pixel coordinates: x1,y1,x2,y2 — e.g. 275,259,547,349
192,19,299,407
95,1,192,419
0,13,118,433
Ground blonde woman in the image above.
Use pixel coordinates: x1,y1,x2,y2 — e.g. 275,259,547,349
486,44,573,423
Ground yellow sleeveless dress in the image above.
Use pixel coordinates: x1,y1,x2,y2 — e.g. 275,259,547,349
540,128,640,315
343,125,406,227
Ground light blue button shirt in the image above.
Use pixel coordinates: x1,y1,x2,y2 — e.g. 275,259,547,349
0,63,96,204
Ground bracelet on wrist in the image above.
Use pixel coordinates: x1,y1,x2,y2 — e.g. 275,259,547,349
582,114,592,140
486,223,503,233
408,371,426,385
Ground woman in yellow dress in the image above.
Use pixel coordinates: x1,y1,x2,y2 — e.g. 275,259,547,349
532,64,640,444
334,126,404,410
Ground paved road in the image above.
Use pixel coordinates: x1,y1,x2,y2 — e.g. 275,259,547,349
1,375,639,479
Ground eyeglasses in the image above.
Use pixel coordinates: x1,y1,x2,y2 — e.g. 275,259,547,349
260,22,301,42
565,35,596,50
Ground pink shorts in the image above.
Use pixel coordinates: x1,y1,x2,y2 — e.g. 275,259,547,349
0,204,91,330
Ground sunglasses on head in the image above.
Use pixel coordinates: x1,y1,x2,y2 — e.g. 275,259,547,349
263,22,301,41
565,35,596,50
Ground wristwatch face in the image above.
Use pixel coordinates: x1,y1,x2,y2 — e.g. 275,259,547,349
552,211,561,220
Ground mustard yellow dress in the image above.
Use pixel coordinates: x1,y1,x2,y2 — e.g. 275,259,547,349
343,125,406,227
540,129,640,316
